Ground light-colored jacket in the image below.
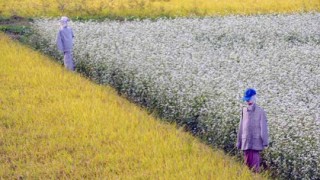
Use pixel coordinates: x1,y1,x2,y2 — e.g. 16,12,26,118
237,103,269,151
57,26,74,52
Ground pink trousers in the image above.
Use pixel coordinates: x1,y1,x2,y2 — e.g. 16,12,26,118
244,150,260,172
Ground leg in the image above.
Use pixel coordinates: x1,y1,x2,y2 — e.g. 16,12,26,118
251,150,260,173
64,51,75,71
244,150,260,173
244,150,251,168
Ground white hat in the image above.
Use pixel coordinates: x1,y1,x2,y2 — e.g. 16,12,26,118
60,16,69,27
60,16,69,23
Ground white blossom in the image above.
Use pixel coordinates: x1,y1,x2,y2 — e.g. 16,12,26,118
29,13,320,179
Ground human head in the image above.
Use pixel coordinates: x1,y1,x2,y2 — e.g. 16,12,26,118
60,16,69,27
242,88,257,104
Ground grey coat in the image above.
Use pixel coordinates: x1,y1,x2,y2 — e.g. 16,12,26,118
237,103,269,151
57,26,74,52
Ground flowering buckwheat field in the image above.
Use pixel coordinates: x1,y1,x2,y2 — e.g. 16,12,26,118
0,33,266,179
28,13,320,179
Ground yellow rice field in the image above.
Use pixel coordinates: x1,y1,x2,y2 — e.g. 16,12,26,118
0,33,268,178
0,0,319,18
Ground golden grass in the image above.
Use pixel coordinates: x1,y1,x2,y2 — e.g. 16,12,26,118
0,33,268,179
0,0,319,18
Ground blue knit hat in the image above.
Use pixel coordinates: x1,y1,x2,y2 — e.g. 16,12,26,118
242,88,256,102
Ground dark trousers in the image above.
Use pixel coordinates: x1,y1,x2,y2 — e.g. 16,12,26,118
244,149,260,172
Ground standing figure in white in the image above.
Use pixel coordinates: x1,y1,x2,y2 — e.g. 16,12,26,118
57,16,75,71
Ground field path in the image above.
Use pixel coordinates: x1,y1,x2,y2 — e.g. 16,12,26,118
0,34,265,179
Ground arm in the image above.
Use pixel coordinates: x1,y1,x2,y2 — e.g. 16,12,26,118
71,28,74,48
56,31,64,52
260,110,269,147
72,28,74,38
236,108,244,149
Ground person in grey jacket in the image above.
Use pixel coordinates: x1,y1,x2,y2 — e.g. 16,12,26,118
237,88,269,173
57,16,75,71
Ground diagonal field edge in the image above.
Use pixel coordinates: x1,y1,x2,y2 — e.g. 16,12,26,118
0,34,265,179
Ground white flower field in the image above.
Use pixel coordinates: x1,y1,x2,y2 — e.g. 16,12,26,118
29,13,320,179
